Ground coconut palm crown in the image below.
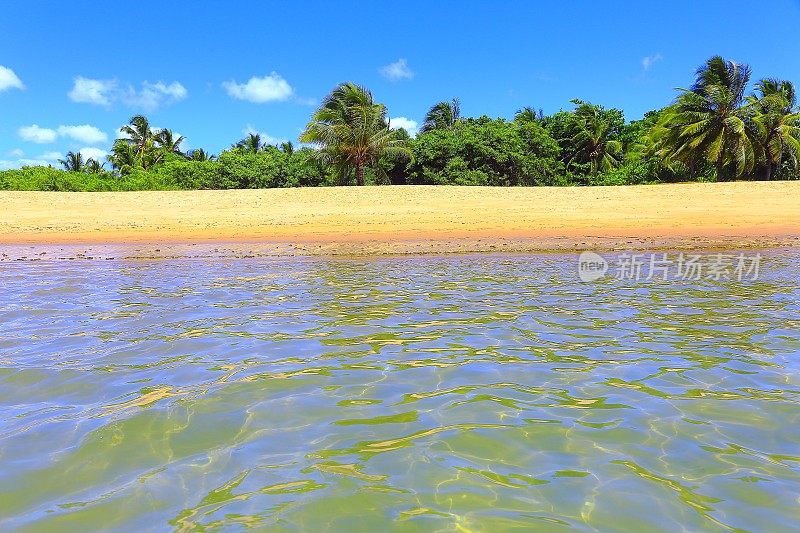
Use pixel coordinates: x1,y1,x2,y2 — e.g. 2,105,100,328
300,82,411,185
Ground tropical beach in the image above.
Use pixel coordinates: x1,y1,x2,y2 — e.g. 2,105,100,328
2,181,799,256
3,1,800,531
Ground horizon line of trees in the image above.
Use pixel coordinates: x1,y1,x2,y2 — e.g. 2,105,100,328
2,55,798,191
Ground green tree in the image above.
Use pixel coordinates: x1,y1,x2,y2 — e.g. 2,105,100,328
747,79,800,180
108,140,139,175
235,133,263,153
85,158,106,174
300,82,411,185
58,151,84,172
656,56,754,180
120,115,156,156
155,129,186,156
421,98,461,133
408,117,563,186
112,115,165,173
597,108,706,185
188,148,215,162
543,100,624,178
568,114,623,175
514,106,544,124
109,137,163,174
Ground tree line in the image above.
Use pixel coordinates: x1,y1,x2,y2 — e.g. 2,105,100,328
1,55,798,191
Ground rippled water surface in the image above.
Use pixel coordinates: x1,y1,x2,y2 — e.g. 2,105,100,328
1,252,799,532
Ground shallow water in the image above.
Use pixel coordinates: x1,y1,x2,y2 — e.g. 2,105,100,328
1,252,799,532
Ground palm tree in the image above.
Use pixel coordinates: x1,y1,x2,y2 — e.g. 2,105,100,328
657,56,755,180
111,115,164,173
108,138,163,173
280,141,294,154
421,98,461,133
85,158,106,173
515,106,544,123
236,133,263,153
300,82,411,185
747,79,800,180
155,129,186,155
108,140,138,174
120,115,155,156
58,151,84,172
188,148,215,162
567,115,622,174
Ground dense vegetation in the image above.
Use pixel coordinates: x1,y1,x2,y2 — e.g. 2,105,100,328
2,56,798,191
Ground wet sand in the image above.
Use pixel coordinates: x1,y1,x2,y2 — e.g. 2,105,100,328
1,182,798,259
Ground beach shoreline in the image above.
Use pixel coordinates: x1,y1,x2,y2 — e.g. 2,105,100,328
1,182,798,258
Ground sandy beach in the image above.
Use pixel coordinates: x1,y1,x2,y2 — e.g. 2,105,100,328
1,182,799,258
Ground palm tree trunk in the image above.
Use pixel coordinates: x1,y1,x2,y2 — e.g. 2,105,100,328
716,135,733,181
355,161,365,186
764,162,772,181
772,149,784,181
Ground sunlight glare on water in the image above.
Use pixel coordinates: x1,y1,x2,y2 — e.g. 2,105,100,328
1,252,799,531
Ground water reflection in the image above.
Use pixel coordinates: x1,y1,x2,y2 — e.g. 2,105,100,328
1,252,799,531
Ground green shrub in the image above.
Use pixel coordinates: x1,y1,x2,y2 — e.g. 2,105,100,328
404,117,565,186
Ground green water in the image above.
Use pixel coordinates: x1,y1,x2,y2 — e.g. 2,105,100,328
1,252,799,531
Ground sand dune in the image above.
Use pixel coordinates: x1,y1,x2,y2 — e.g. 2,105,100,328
1,182,798,257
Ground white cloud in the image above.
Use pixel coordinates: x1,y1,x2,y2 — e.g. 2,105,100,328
223,73,293,103
18,124,58,144
38,151,62,161
0,65,24,92
79,147,108,161
57,124,108,144
380,59,414,81
0,159,51,170
69,76,116,105
8,148,24,157
390,116,418,137
18,123,109,146
69,76,187,110
642,54,663,71
149,81,186,99
121,81,188,111
243,125,287,145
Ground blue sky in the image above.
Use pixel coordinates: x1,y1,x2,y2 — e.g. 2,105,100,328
2,0,799,169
